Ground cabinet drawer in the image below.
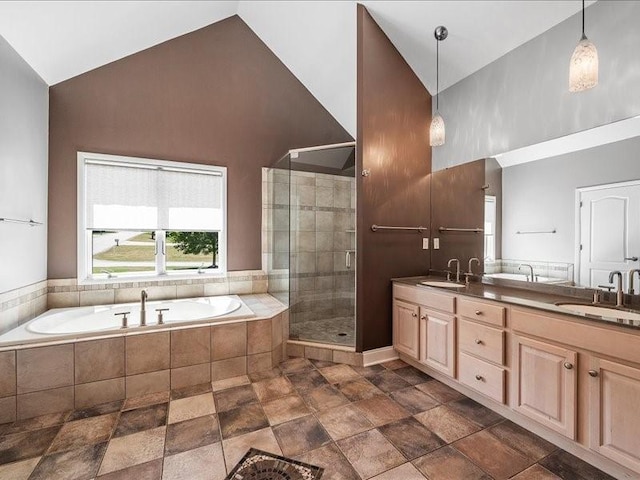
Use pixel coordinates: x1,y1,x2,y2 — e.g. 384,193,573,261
458,297,505,327
459,319,504,365
459,351,505,403
393,284,455,313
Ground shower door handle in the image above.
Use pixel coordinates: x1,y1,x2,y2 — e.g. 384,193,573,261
345,250,355,269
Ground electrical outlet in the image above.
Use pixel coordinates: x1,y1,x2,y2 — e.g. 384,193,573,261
422,238,429,250
433,238,440,249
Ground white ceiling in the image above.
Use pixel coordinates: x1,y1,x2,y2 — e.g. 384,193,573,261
0,1,596,138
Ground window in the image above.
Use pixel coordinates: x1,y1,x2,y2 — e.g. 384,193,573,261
484,195,496,262
78,152,226,281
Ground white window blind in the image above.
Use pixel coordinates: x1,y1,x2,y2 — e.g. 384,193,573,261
85,161,223,231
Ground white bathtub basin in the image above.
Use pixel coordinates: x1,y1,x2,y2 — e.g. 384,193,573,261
485,273,558,283
27,296,245,335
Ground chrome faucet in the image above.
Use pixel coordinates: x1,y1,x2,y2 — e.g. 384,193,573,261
629,269,640,295
447,258,461,283
140,289,148,326
518,263,535,282
464,258,481,286
609,271,624,307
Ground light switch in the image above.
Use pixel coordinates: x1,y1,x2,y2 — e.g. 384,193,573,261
422,238,429,250
433,238,440,249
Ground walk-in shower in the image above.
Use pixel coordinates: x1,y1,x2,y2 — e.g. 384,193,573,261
265,142,356,347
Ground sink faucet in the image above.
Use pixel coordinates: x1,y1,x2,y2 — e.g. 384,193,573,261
629,269,640,295
518,263,535,282
140,289,148,326
609,271,624,307
447,258,461,283
464,258,481,285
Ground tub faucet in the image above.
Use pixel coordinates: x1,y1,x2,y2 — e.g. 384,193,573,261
447,258,461,283
609,271,624,307
140,290,148,326
629,269,640,295
518,263,535,282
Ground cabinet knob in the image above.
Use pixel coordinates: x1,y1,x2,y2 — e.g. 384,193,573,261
475,374,484,381
412,313,418,318
588,370,599,377
420,315,427,320
475,338,483,345
475,310,482,316
563,362,574,370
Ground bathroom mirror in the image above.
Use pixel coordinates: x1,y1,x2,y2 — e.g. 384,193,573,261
482,115,640,290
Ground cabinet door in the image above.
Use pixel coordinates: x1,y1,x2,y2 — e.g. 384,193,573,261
393,300,419,359
419,308,456,377
513,335,577,439
589,357,640,472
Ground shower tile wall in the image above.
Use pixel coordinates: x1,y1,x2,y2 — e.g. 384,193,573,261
263,168,290,306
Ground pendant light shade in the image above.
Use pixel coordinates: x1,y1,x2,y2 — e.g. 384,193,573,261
430,25,448,147
569,0,598,92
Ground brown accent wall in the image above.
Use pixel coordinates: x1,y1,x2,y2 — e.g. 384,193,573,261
356,6,432,352
430,159,486,273
48,15,351,278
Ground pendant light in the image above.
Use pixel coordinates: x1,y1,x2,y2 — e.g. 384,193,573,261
430,26,448,147
569,0,598,92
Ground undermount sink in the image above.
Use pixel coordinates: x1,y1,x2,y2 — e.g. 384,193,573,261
556,303,640,321
419,281,466,290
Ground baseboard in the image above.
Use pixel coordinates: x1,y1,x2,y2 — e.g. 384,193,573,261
362,346,398,366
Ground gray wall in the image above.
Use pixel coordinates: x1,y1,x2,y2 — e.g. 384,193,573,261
433,1,640,171
0,35,48,294
502,135,640,263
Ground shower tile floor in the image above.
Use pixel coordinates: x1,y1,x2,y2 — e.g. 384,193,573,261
290,317,355,346
0,358,615,480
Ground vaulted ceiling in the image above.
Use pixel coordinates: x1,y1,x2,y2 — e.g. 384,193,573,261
0,1,596,137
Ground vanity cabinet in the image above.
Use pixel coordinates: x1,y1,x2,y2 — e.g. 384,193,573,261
512,335,577,439
588,357,640,472
392,299,420,359
419,308,455,377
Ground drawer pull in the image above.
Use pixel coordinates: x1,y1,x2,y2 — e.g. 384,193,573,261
475,374,484,381
588,370,599,377
475,310,482,315
412,313,418,318
420,315,426,320
563,362,574,370
475,338,483,345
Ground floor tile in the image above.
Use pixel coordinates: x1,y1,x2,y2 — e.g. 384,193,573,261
286,369,329,392
540,450,616,480
222,427,282,468
316,404,373,441
170,382,211,401
0,426,60,465
488,420,556,461
413,405,481,443
168,393,215,424
448,397,503,428
319,364,360,384
365,370,411,393
379,417,446,460
393,366,433,385
337,378,384,402
98,426,166,475
280,358,315,374
114,403,167,437
413,445,491,480
369,462,426,480
30,442,107,480
68,400,123,421
301,384,350,412
354,395,410,427
162,442,226,480
0,456,40,480
262,394,310,425
272,414,332,457
164,414,220,456
96,459,162,479
511,464,562,480
309,359,336,369
352,364,385,376
48,413,118,453
381,359,408,370
123,392,170,411
389,386,439,414
252,376,295,403
2,411,69,435
337,428,405,479
218,402,269,439
414,380,464,403
214,385,257,413
247,367,282,382
211,375,251,392
454,429,533,479
296,443,359,480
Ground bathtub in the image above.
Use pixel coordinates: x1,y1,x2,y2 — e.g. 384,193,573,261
0,295,255,347
485,273,567,284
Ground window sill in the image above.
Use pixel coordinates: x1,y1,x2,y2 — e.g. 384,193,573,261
78,270,228,286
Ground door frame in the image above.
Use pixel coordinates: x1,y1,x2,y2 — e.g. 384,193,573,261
575,179,640,287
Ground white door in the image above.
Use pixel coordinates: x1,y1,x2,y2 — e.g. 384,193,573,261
578,181,640,290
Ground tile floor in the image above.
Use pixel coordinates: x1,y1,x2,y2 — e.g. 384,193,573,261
0,358,616,480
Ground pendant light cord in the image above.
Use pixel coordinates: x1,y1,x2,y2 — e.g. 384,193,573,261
436,36,439,111
582,0,586,38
